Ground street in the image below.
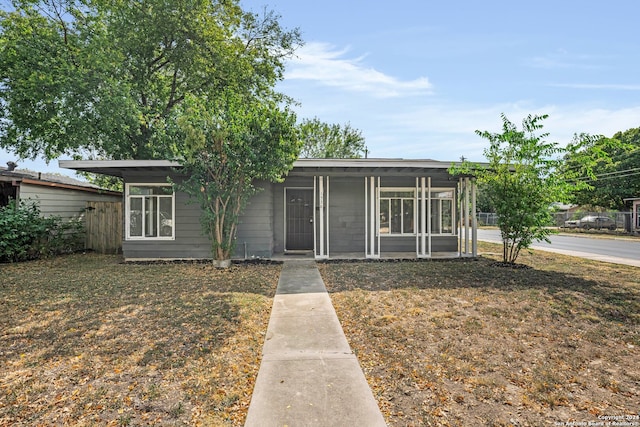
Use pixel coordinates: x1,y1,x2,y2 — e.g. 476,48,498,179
477,228,640,267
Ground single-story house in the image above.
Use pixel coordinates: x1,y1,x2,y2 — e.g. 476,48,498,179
0,163,122,220
59,158,478,261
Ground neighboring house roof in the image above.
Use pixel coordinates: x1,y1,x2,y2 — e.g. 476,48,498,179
59,158,473,178
0,166,121,195
551,202,579,211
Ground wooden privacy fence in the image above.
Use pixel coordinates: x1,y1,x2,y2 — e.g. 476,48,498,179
85,201,122,254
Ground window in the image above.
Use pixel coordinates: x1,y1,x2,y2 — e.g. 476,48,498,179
126,184,174,239
377,186,456,236
430,190,454,234
379,190,415,235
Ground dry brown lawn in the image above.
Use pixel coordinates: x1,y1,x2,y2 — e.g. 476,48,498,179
320,242,639,427
2,245,639,427
0,254,280,426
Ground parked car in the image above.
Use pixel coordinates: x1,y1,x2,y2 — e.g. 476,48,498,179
563,215,616,230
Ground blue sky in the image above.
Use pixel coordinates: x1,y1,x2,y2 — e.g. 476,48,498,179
248,0,640,160
3,0,640,175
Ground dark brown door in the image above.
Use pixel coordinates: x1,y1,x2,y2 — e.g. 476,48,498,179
286,189,314,250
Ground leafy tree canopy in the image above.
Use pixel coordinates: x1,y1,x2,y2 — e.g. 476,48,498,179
298,117,366,158
0,0,301,160
451,113,591,264
562,128,640,210
176,88,300,261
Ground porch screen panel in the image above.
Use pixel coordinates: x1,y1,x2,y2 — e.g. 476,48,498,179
379,190,415,235
430,190,455,234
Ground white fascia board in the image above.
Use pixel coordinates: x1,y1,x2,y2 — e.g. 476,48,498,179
59,160,181,169
293,158,458,169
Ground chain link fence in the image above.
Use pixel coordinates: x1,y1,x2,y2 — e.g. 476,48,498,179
476,211,634,232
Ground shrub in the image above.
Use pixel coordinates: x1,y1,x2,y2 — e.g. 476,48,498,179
0,200,85,262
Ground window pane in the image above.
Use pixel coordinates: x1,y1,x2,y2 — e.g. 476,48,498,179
159,197,173,237
379,199,390,234
390,199,402,233
442,200,453,233
130,185,172,196
403,199,414,233
130,197,142,237
381,190,414,198
144,196,158,237
431,190,453,199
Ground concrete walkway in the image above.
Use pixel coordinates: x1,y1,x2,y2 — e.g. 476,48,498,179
245,260,387,427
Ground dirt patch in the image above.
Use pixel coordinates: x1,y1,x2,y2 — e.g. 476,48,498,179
320,243,639,426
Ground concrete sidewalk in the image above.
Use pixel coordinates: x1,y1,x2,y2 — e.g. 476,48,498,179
245,260,387,427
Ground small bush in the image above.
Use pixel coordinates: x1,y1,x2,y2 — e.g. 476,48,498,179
0,200,85,262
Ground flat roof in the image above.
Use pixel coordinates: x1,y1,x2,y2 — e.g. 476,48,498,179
59,158,468,178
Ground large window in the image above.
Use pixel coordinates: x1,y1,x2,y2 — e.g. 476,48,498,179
379,190,415,235
378,187,456,236
126,184,174,240
430,190,454,234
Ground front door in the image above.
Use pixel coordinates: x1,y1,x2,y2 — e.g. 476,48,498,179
286,189,314,251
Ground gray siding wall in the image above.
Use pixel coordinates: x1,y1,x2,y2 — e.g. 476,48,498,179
120,169,461,260
379,175,455,188
122,175,211,259
234,182,273,259
19,183,121,221
122,175,274,260
327,177,365,254
379,236,457,253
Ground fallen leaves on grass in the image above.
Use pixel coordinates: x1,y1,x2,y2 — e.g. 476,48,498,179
0,254,280,426
320,243,639,426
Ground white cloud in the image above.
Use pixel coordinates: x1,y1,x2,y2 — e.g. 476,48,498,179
285,42,432,98
548,83,640,91
367,102,640,161
525,51,602,70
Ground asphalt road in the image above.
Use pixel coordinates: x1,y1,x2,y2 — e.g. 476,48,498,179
477,228,640,267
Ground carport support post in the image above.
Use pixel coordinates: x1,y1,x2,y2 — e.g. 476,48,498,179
415,177,429,258
465,177,470,255
365,176,379,258
472,178,477,257
458,177,472,257
428,177,432,257
315,176,329,259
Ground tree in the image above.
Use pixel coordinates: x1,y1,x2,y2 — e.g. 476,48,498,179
0,0,301,161
298,117,366,158
176,89,300,265
563,129,640,210
451,114,588,264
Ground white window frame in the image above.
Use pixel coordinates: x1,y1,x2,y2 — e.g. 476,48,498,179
430,188,456,235
125,183,175,240
378,188,416,236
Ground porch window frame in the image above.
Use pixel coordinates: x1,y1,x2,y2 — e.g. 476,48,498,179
429,188,456,236
378,187,417,236
125,183,175,241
